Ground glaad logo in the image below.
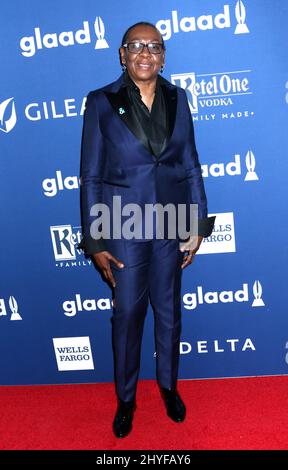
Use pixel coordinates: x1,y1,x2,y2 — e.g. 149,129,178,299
156,1,249,40
0,98,17,133
50,224,91,268
53,337,94,371
183,280,265,310
171,70,253,120
63,294,112,317
20,16,109,57
0,296,22,320
244,150,258,181
251,280,265,307
179,337,255,355
202,150,258,181
94,17,108,49
42,170,80,197
234,0,249,34
42,155,258,196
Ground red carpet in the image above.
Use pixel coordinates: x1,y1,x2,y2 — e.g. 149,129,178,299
0,376,287,450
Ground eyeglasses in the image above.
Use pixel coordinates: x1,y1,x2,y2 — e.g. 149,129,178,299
123,42,163,54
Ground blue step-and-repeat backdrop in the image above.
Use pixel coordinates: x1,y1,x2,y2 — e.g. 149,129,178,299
1,0,288,385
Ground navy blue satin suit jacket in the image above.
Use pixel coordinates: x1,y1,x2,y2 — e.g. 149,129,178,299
79,72,215,254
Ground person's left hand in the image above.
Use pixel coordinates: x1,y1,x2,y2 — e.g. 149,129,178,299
180,236,204,269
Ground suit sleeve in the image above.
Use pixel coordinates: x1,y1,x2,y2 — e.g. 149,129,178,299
77,92,107,255
179,88,215,238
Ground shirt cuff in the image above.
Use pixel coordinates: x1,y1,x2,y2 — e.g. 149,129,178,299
198,216,216,238
77,234,107,255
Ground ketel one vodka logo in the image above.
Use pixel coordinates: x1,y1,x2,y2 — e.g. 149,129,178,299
0,296,22,320
20,16,109,57
50,225,89,267
171,70,252,114
0,98,17,133
50,225,82,262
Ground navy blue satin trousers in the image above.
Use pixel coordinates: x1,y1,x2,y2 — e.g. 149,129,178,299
105,238,185,402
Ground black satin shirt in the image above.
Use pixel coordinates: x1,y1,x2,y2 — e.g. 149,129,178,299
122,71,168,158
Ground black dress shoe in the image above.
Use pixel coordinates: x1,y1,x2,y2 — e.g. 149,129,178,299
113,399,136,438
160,387,186,422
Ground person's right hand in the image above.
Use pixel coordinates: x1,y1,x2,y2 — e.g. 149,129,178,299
92,251,124,288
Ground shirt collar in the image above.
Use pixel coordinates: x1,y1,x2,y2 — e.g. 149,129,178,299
121,70,162,93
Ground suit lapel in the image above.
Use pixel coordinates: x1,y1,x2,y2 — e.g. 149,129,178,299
161,83,177,141
104,87,150,153
104,76,178,157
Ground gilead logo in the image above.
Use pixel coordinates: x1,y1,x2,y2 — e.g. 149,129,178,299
0,98,17,133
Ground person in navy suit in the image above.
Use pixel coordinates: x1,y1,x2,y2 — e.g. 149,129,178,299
78,21,215,438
